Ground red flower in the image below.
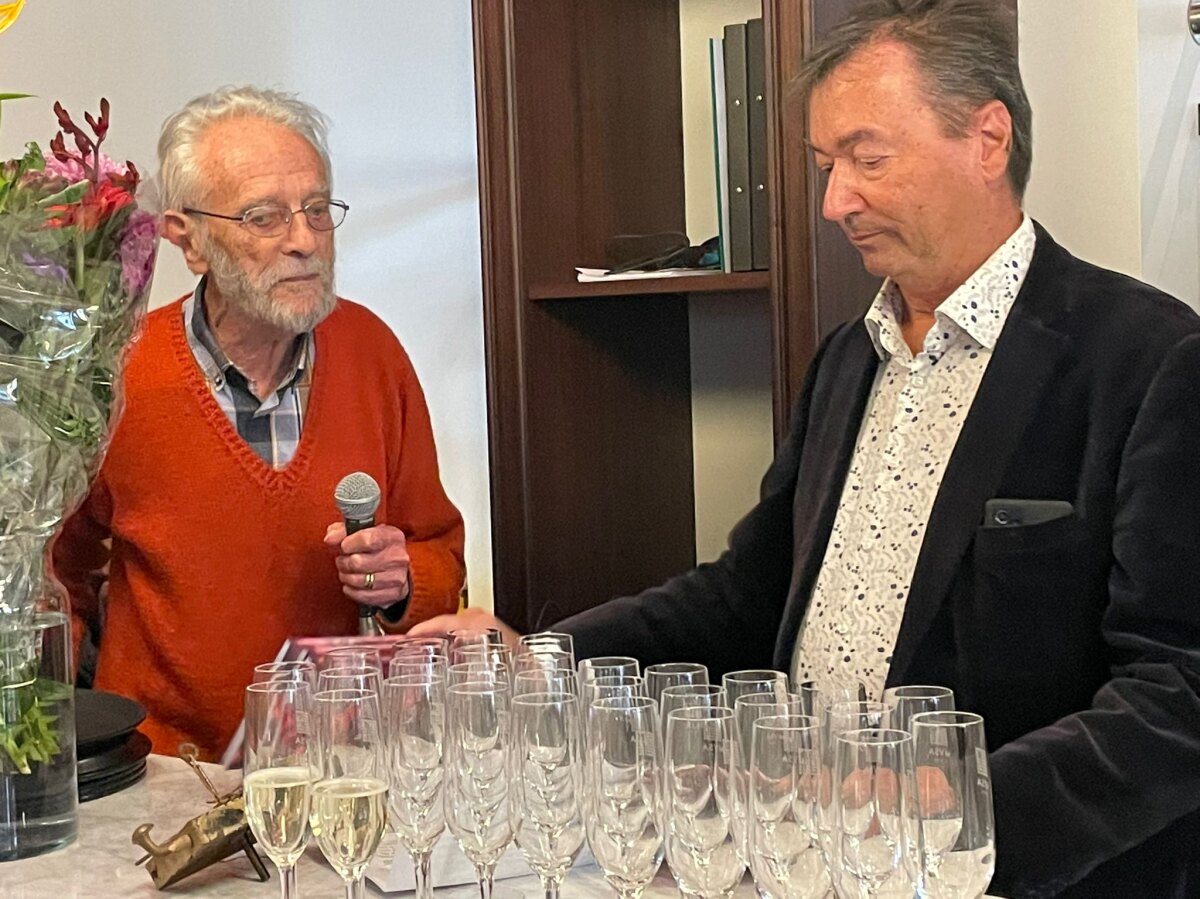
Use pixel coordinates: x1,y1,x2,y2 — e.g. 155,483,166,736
46,181,134,230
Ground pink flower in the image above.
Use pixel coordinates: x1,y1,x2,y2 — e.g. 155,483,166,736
44,151,129,184
118,210,158,297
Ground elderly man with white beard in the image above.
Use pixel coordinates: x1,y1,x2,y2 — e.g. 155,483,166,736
52,86,466,760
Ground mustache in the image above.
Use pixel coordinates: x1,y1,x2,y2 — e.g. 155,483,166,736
267,258,333,287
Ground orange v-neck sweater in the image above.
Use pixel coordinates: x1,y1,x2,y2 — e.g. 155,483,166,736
53,297,465,759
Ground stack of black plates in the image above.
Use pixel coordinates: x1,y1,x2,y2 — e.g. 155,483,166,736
75,689,151,803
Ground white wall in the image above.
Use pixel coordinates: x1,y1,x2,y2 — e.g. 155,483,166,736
680,0,776,562
0,1,494,606
1138,0,1200,308
1019,0,1144,280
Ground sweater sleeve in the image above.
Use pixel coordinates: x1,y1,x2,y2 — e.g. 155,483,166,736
384,353,466,630
50,476,113,674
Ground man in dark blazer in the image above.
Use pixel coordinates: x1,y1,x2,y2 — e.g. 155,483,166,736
415,1,1200,895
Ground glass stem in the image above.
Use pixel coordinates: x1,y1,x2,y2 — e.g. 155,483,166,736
476,864,496,899
543,876,561,899
414,852,434,899
278,863,297,899
346,876,366,899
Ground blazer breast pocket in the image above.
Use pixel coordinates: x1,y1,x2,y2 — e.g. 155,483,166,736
975,499,1083,556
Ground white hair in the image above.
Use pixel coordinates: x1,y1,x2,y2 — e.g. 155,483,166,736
157,85,331,210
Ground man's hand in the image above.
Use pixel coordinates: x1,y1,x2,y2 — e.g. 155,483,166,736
324,522,411,609
408,607,522,650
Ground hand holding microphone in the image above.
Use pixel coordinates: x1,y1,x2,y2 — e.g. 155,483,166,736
328,472,412,633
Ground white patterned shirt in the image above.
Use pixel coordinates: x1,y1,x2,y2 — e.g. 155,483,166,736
792,216,1036,698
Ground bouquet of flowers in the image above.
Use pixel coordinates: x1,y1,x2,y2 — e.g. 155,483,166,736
0,95,153,832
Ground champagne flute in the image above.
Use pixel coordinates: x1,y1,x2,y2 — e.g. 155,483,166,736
445,681,513,899
318,665,382,695
323,646,383,673
510,690,586,899
722,669,789,710
733,693,805,863
911,711,994,898
579,655,640,689
586,696,664,899
243,681,317,899
383,674,445,899
748,714,828,899
833,728,918,897
883,685,955,734
663,705,744,898
513,668,577,697
253,660,318,689
659,683,727,737
817,699,894,885
313,688,389,899
643,662,708,706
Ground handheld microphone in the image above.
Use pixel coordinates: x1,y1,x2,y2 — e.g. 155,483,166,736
334,472,383,636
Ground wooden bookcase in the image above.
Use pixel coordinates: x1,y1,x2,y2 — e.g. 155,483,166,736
472,0,878,630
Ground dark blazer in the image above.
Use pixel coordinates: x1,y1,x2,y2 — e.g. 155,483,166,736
558,225,1200,898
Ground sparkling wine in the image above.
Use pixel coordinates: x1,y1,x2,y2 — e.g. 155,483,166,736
312,777,389,881
243,766,313,867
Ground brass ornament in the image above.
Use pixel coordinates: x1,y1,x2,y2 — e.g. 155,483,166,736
131,744,269,889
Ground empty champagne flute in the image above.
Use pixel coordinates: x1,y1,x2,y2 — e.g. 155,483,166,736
579,655,640,687
318,665,382,695
659,683,727,736
449,660,510,688
445,681,513,899
664,705,744,897
389,652,448,681
519,631,575,660
911,711,994,898
510,690,586,899
723,669,789,710
834,728,918,897
243,681,318,899
323,646,383,673
883,685,955,734
312,688,389,899
383,674,446,899
586,696,665,899
253,660,318,689
733,693,806,863
644,662,708,707
513,668,577,697
819,702,894,852
748,714,828,899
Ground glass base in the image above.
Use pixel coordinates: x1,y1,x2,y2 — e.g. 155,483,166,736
0,812,78,861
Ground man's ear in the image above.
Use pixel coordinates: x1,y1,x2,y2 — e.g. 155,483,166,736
973,99,1013,187
162,210,210,276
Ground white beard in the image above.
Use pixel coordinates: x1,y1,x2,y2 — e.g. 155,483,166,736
201,232,337,334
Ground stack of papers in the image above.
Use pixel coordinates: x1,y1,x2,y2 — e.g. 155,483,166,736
575,267,717,283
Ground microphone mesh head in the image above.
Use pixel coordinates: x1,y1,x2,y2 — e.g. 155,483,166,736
334,472,381,521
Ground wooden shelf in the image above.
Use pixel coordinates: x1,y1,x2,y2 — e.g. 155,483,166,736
529,271,771,300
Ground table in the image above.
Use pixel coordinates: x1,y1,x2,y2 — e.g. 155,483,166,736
0,755,753,898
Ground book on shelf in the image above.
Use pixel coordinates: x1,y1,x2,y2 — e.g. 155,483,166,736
746,17,770,271
723,22,753,272
709,35,731,273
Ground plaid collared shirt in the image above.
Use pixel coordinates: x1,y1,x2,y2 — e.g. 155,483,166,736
183,279,315,469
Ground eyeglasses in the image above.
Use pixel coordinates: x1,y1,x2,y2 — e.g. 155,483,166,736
183,198,349,238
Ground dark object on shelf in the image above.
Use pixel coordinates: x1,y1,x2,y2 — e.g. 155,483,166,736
75,687,146,754
131,744,268,890
604,233,719,274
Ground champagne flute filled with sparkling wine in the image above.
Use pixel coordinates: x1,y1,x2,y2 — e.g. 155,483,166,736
243,680,318,899
312,687,389,899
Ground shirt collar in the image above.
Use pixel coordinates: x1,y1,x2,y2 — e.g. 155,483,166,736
864,215,1037,360
184,276,312,392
